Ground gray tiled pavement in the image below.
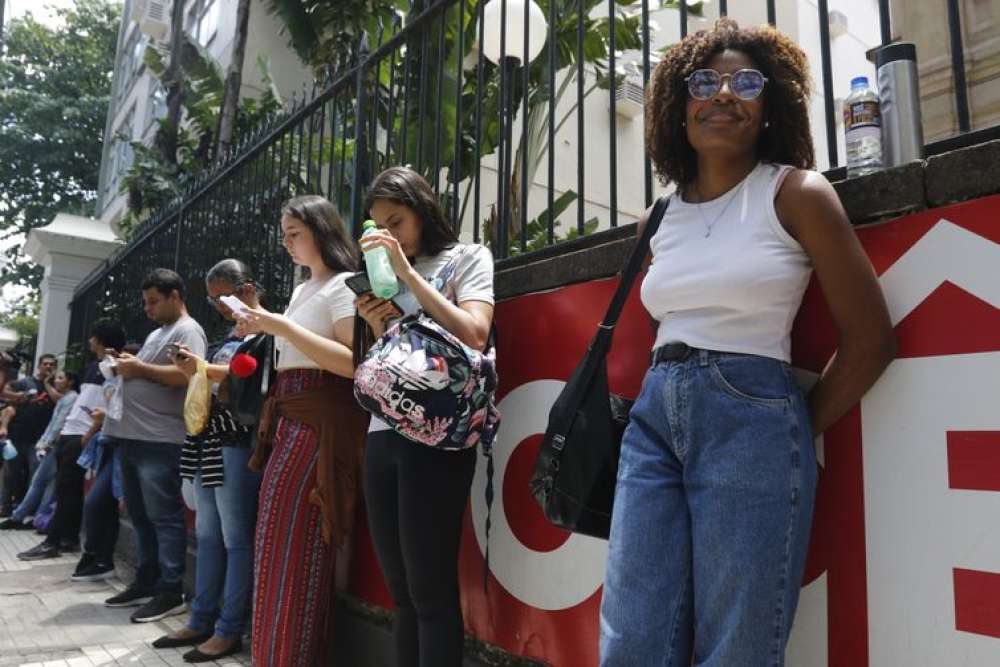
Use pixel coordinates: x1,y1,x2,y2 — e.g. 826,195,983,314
0,529,251,666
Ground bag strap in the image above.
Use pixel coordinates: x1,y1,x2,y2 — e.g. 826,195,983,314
600,195,670,332
547,196,670,447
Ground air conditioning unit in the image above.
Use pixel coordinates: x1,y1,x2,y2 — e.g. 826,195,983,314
136,0,171,42
614,76,645,119
829,10,848,39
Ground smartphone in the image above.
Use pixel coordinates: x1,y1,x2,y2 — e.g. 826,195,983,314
164,342,181,360
344,271,374,296
219,294,248,317
345,272,403,316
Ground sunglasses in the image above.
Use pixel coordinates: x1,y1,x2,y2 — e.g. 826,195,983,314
685,68,768,101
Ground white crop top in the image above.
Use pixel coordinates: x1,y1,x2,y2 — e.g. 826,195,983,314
275,272,356,371
640,162,813,363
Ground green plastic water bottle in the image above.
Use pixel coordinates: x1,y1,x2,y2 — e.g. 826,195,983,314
361,219,399,299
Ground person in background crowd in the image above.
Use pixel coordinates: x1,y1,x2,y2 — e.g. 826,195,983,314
151,259,262,663
16,321,126,560
599,20,894,666
2,370,79,534
0,354,57,515
102,269,207,623
237,195,369,666
70,336,141,581
354,167,495,667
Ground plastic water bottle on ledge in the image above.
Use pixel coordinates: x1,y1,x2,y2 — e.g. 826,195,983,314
361,219,399,299
844,76,883,178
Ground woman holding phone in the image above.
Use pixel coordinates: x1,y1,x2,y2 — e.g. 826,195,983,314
236,195,370,665
354,167,495,667
152,259,261,662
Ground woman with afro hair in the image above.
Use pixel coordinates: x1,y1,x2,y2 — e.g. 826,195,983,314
600,19,894,666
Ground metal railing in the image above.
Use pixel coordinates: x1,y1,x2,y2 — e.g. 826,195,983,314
69,0,992,348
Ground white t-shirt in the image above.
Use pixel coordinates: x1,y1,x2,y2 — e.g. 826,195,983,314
275,272,356,371
369,243,495,433
103,316,208,444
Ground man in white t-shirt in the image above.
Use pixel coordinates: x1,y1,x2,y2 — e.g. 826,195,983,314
102,269,207,623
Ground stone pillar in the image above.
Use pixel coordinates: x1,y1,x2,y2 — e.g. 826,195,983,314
25,214,121,366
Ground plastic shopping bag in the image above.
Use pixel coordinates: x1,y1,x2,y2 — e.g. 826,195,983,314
184,357,211,436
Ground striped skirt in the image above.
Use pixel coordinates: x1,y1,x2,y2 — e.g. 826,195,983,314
252,369,334,666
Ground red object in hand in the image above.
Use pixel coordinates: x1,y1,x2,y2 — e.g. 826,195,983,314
230,353,258,379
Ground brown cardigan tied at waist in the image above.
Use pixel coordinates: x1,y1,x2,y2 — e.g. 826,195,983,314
249,372,370,547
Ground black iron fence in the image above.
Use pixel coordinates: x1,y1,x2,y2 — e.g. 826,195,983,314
69,0,995,348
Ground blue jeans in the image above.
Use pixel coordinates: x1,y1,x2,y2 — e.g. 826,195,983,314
12,448,57,522
83,441,120,565
600,349,817,667
114,437,186,595
188,446,260,639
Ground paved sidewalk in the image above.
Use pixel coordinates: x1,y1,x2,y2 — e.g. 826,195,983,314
0,529,251,667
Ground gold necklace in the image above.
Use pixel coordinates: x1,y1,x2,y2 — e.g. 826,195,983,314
692,179,747,238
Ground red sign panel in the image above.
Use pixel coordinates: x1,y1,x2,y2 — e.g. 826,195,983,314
348,195,1000,666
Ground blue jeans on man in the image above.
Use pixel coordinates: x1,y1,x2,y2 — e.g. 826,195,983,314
188,446,260,639
113,437,186,595
82,439,122,566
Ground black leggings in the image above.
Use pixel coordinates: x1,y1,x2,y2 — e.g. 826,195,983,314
364,429,477,667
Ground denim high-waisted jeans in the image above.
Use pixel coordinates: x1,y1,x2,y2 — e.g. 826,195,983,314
600,348,817,667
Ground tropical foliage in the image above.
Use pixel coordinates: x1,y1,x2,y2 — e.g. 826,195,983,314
118,47,283,237
263,0,701,254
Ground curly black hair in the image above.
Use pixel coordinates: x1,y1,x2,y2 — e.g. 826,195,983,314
646,18,815,188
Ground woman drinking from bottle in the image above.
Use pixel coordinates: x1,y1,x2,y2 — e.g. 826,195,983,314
354,167,495,667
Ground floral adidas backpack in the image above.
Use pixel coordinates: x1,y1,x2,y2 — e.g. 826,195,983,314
353,245,501,452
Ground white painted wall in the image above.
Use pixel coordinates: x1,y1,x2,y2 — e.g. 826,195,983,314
25,215,121,361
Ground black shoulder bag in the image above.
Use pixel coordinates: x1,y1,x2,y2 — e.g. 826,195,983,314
223,334,276,426
529,195,670,539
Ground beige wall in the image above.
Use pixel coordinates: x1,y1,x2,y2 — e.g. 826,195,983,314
891,0,1000,141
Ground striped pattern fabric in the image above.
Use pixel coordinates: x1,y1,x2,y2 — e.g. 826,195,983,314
252,369,335,666
180,403,252,488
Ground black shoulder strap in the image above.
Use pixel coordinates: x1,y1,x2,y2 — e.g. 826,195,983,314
546,195,671,443
600,195,670,331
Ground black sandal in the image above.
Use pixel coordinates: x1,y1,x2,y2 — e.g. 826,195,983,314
183,639,243,663
151,629,213,649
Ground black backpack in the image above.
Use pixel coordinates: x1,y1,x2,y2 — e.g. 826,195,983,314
223,334,275,426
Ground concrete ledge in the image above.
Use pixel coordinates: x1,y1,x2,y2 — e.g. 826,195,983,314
497,232,636,301
831,160,927,223
333,595,545,666
924,138,1000,206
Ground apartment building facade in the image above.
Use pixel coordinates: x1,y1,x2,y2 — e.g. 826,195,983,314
94,0,311,231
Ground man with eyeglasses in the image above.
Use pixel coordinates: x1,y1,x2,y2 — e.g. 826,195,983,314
101,268,207,623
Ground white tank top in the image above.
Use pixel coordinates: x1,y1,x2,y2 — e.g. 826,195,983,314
640,162,813,363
